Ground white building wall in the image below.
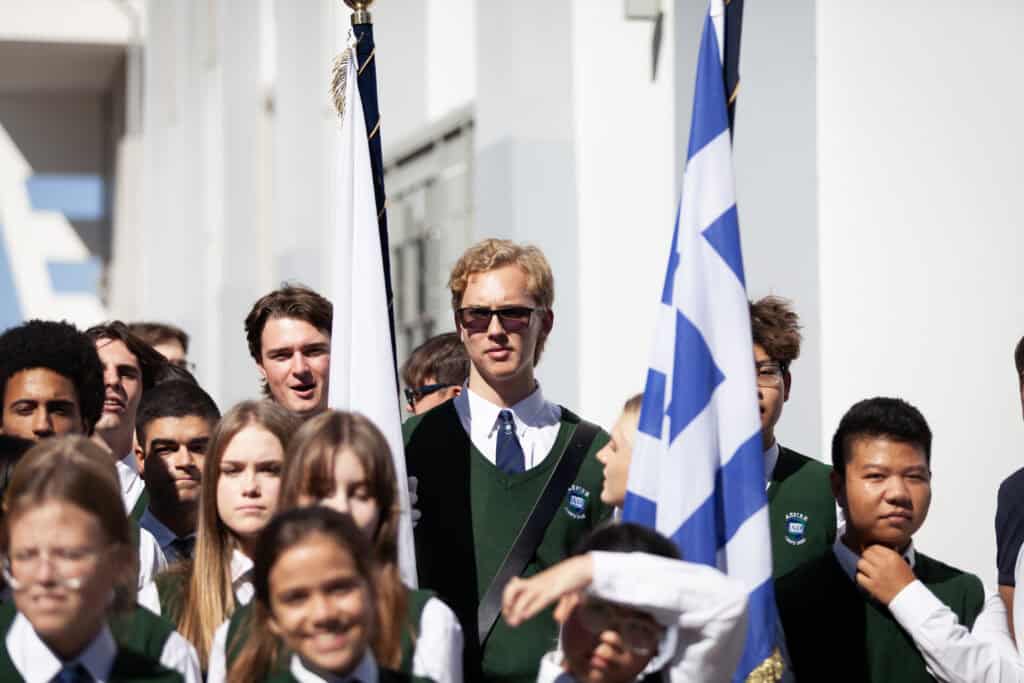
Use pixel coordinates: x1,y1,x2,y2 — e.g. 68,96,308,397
816,1,1024,587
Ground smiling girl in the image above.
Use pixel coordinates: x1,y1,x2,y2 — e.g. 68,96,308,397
229,506,420,682
158,400,299,670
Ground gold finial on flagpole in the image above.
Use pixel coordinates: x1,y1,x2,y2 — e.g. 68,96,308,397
343,0,375,26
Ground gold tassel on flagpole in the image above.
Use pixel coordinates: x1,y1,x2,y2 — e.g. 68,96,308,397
744,648,784,683
330,48,352,120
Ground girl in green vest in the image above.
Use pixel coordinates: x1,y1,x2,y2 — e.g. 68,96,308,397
157,400,300,671
0,435,182,682
228,506,417,682
213,411,460,683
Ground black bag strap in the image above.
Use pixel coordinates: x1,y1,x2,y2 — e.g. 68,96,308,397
476,418,602,646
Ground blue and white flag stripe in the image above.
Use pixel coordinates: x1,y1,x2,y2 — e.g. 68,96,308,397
622,2,774,680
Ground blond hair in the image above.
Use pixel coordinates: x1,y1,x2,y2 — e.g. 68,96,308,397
173,400,299,668
448,239,555,362
3,436,138,613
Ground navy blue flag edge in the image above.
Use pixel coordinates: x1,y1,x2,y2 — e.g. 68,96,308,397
723,0,744,134
351,19,399,387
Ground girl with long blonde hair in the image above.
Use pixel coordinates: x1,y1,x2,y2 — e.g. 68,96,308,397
157,400,299,670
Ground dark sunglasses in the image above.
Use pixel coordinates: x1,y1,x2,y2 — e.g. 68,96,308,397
404,383,456,406
456,306,538,333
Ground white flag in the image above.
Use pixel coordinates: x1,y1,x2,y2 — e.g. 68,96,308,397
328,48,417,586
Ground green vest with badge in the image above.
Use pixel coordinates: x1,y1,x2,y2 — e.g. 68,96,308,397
768,446,837,578
404,401,612,683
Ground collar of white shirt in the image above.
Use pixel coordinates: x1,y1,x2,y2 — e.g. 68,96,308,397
290,651,378,683
7,612,117,683
115,451,145,513
231,548,255,606
763,441,780,487
832,534,917,584
453,383,562,469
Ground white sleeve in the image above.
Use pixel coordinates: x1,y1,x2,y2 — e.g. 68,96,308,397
411,597,463,683
206,620,230,683
1014,543,1024,654
587,551,748,683
974,594,1022,661
137,528,168,589
136,581,161,615
159,630,203,683
888,579,1024,683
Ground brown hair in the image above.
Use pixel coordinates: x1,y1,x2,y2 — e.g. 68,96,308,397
448,239,555,362
128,322,190,354
622,392,644,419
2,436,137,612
400,332,469,388
244,284,333,363
749,296,802,369
278,411,406,667
1015,335,1024,381
85,320,169,391
174,400,300,667
228,507,377,683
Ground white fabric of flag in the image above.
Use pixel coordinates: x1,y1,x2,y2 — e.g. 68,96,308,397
328,47,417,586
621,1,773,678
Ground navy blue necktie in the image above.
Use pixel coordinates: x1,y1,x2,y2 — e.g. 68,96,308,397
496,410,525,474
53,664,92,683
170,536,196,561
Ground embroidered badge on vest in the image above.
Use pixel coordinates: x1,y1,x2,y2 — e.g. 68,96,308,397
784,512,808,546
565,484,589,519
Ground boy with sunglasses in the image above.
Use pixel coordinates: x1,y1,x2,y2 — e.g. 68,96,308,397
401,332,469,415
404,238,613,683
503,523,748,683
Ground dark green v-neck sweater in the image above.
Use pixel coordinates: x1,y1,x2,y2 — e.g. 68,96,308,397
776,548,984,682
768,446,837,578
404,400,612,683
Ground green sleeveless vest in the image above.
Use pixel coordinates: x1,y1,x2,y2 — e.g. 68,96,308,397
776,549,984,682
768,446,837,578
404,401,612,683
0,601,183,682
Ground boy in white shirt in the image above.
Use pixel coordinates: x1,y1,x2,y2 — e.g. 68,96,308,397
503,523,748,683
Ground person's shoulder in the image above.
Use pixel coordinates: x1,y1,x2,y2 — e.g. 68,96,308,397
777,445,832,478
403,400,459,445
915,551,984,594
998,466,1024,504
558,407,610,451
110,646,184,682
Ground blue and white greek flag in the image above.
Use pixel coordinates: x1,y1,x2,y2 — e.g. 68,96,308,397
621,1,774,680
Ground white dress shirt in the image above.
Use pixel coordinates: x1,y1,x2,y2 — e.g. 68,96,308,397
7,612,117,683
230,548,255,606
763,442,781,489
290,650,377,683
536,551,748,683
833,536,1024,683
205,593,463,683
116,452,146,515
139,507,195,565
156,630,203,683
453,384,562,471
137,527,167,593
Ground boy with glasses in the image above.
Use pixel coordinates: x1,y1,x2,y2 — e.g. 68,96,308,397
400,332,469,415
404,239,613,683
750,296,837,577
503,523,748,683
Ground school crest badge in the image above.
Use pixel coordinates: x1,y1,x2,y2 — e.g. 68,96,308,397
565,484,589,520
784,512,808,546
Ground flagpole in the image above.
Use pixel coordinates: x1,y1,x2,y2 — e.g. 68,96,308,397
343,0,399,389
